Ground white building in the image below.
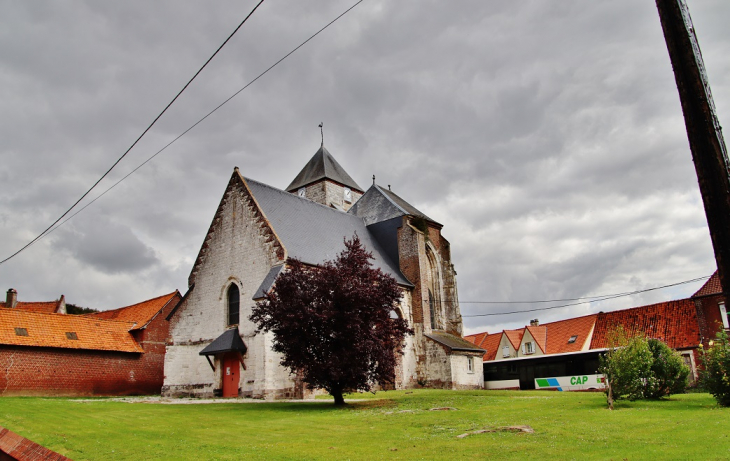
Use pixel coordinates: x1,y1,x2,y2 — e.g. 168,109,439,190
162,145,484,398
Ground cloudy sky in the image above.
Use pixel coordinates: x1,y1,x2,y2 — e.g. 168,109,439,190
1,1,729,334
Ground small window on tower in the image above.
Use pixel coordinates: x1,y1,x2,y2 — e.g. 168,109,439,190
344,187,352,203
298,187,306,197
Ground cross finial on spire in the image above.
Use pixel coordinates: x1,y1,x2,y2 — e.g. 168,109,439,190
372,175,375,185
318,122,323,147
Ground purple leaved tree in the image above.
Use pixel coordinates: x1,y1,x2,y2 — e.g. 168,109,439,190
250,235,412,405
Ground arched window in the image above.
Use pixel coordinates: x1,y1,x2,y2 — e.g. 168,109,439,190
428,289,436,328
425,245,441,330
227,284,240,326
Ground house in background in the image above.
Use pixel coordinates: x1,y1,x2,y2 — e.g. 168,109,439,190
0,289,181,396
163,145,485,400
2,288,67,314
465,272,726,391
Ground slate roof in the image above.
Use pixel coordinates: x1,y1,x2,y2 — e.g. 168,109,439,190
425,331,486,353
348,184,436,226
199,328,247,356
693,271,722,298
286,145,363,193
0,309,142,353
253,265,286,300
590,299,700,350
86,291,180,329
245,176,412,286
1,301,60,314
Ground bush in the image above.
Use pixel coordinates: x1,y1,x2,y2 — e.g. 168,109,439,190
700,330,730,406
600,327,689,409
600,333,652,405
645,339,690,399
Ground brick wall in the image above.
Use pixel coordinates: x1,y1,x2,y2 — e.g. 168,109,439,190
0,346,159,396
695,294,727,345
0,294,180,397
0,425,71,461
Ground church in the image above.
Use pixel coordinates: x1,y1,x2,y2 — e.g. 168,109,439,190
162,144,484,399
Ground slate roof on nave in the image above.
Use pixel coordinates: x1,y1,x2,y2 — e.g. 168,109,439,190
245,176,412,287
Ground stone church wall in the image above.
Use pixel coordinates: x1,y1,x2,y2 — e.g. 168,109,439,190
164,177,297,399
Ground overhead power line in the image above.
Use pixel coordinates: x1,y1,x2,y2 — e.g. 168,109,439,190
2,0,365,262
461,275,710,317
0,0,266,266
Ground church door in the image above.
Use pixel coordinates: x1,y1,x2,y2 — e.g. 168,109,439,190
221,353,240,398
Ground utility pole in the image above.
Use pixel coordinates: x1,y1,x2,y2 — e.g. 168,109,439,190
656,0,730,295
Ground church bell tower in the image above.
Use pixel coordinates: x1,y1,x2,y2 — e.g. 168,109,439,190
286,145,364,211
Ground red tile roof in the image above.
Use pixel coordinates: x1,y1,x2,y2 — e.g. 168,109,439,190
86,291,180,328
464,332,489,348
504,329,524,349
481,333,503,361
693,271,722,298
465,331,503,361
590,299,700,350
0,310,142,353
0,301,60,314
544,314,598,354
525,325,547,353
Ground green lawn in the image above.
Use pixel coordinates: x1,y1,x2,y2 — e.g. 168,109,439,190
1,390,729,460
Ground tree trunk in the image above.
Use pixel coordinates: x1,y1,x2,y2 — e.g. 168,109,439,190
332,389,346,406
606,378,614,411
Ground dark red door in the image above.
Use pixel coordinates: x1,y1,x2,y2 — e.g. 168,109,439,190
222,353,240,398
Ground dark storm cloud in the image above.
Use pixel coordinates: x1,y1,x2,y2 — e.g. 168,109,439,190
0,0,727,329
54,216,159,275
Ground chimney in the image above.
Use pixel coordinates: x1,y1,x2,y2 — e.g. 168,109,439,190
6,289,17,308
56,295,67,314
530,319,539,327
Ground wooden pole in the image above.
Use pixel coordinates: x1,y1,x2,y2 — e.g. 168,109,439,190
656,0,730,295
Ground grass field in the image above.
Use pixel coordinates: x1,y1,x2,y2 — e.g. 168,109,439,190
2,390,730,460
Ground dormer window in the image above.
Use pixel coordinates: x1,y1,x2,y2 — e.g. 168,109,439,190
298,187,306,198
344,187,352,203
502,345,510,358
523,342,534,354
568,335,578,344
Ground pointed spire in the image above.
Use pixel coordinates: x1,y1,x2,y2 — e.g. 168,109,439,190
286,145,363,193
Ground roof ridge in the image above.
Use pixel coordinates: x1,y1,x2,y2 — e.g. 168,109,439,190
373,184,409,217
90,291,179,314
247,176,368,220
1,309,137,326
539,313,599,327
